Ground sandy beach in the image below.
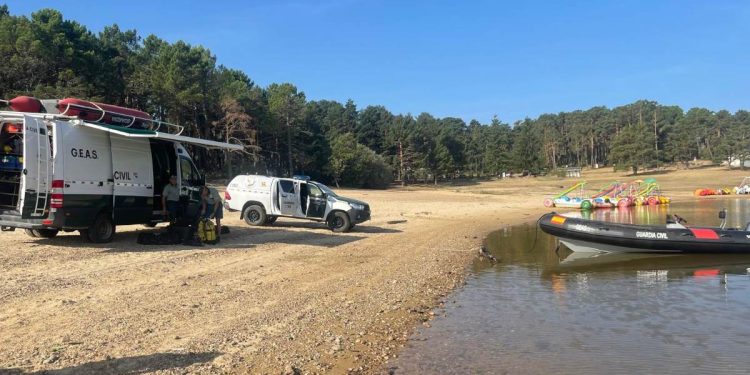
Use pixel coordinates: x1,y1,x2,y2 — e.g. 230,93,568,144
1,166,748,374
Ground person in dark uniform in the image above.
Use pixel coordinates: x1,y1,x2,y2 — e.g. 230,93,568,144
162,175,180,222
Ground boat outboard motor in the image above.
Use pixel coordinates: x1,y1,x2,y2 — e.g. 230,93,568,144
719,209,727,229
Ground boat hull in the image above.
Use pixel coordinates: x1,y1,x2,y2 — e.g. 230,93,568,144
559,238,681,253
539,212,750,254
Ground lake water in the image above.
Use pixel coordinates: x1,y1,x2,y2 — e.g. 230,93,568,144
394,199,750,374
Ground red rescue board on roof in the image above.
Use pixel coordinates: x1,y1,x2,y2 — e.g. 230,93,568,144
690,228,720,240
57,98,151,127
5,96,153,128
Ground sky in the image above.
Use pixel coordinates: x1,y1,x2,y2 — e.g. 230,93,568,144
5,0,750,124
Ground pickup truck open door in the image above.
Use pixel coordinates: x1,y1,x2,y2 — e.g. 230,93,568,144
305,183,326,219
277,179,299,216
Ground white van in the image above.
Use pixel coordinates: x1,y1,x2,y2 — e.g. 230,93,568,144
0,111,241,242
224,175,370,232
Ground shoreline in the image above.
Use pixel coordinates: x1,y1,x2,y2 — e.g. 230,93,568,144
0,166,748,374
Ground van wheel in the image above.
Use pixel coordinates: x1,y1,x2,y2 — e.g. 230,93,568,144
35,229,59,238
265,216,278,225
243,205,266,226
329,211,351,233
24,229,39,238
81,213,115,243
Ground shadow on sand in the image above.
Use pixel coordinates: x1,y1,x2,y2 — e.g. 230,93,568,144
268,220,401,234
0,351,221,375
625,168,676,177
24,222,401,252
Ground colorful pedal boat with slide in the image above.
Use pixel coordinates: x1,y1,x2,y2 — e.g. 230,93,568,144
543,181,593,210
544,179,670,210
590,181,630,208
627,179,670,206
603,179,668,207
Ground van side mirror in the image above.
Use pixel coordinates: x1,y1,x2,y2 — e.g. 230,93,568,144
196,175,205,187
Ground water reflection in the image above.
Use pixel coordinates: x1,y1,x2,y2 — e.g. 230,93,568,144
574,204,669,224
394,200,750,375
549,252,750,280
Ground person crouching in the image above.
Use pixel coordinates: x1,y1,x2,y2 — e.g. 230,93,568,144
200,185,223,241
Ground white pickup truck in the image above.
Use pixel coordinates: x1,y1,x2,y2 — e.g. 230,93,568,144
224,175,370,232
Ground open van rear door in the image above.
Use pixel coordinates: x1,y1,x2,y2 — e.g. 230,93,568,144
20,115,52,217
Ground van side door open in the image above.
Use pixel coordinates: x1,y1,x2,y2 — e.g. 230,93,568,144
149,140,177,213
20,115,52,218
178,155,203,219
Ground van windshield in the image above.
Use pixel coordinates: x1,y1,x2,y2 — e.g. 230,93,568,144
314,182,338,197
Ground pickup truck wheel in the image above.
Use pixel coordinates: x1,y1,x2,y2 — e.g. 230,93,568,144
265,216,278,225
35,229,59,238
82,213,115,243
329,211,351,233
24,229,39,238
243,205,266,226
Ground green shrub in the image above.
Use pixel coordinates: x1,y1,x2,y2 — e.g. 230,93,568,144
329,133,392,189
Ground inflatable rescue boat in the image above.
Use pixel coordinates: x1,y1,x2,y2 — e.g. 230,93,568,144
1,96,152,129
538,211,750,254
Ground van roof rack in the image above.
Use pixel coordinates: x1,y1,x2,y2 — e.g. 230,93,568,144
0,111,244,151
0,111,77,122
